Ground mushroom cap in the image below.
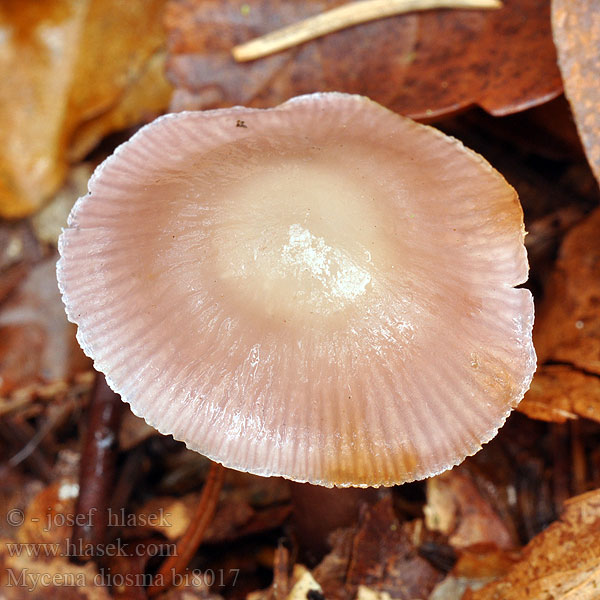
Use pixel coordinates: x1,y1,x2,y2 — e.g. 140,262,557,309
57,93,536,487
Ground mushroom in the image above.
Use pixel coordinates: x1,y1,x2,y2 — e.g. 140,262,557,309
57,93,536,492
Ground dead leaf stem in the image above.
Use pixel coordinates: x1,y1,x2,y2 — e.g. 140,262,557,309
232,0,502,62
147,461,226,596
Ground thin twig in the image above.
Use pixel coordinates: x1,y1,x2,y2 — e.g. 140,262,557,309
8,409,61,468
71,372,124,562
147,461,226,596
0,419,54,481
232,0,502,62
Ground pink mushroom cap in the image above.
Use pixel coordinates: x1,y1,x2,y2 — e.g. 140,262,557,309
57,93,536,487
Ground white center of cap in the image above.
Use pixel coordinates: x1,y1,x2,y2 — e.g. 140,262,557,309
211,152,394,324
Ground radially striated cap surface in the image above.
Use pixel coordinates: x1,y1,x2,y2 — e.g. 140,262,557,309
57,93,536,487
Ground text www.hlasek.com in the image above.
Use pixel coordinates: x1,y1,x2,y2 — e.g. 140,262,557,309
5,538,176,559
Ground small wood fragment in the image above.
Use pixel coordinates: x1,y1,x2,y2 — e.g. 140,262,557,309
273,542,291,600
232,0,502,62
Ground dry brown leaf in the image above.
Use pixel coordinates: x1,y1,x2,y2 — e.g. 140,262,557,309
346,496,443,598
0,222,41,305
308,498,442,600
312,527,356,600
464,488,600,600
17,479,78,549
67,50,173,163
133,494,253,543
519,365,600,424
132,496,193,541
552,0,600,186
0,0,172,219
534,207,600,374
30,164,93,248
425,468,516,550
134,492,289,545
165,0,561,120
0,468,44,541
453,548,520,580
0,258,90,395
430,549,518,600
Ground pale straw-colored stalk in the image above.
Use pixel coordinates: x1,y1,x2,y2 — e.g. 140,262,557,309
232,0,502,62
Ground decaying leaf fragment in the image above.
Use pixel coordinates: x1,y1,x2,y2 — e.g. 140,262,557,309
425,467,515,550
0,0,172,219
0,258,89,395
166,0,561,120
258,494,442,600
519,365,600,424
299,496,443,600
430,548,519,600
552,0,600,186
465,488,600,600
534,207,600,375
346,496,443,598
